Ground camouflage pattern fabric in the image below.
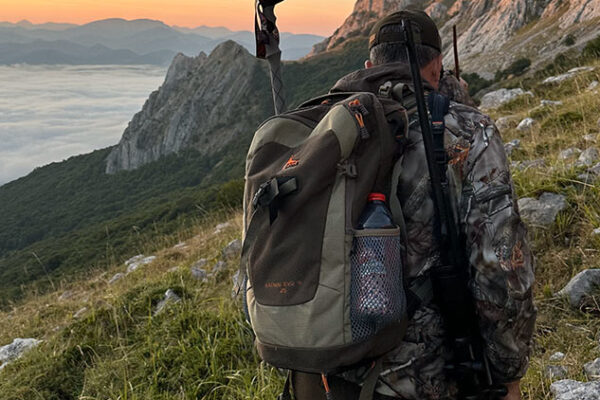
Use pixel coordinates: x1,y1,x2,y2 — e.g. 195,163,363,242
332,65,537,399
438,70,476,107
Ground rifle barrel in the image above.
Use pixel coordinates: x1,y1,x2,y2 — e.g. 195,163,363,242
453,25,460,80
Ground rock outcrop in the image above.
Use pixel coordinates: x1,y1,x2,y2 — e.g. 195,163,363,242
309,0,600,74
106,41,270,173
557,269,600,308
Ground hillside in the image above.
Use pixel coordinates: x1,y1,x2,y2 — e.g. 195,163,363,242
310,0,600,76
0,38,367,307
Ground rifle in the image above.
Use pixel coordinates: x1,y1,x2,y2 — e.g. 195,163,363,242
255,0,286,115
401,19,507,400
453,25,460,80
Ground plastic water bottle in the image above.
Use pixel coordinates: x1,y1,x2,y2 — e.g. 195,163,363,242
355,193,395,318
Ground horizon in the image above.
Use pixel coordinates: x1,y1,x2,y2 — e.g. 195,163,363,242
0,0,355,36
0,17,326,36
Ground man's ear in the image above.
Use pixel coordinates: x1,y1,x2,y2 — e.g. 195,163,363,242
365,60,373,69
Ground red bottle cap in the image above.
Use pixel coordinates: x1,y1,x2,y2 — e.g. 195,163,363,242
368,193,386,202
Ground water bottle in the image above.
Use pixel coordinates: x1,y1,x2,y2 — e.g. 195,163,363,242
355,193,395,318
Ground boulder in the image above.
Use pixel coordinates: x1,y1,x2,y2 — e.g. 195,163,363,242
517,117,535,131
585,358,600,380
108,273,125,285
126,255,157,274
214,222,231,234
557,269,600,308
576,148,600,167
213,261,227,274
517,192,567,227
550,352,566,361
154,289,181,315
191,266,207,281
495,116,520,131
545,365,568,380
504,139,521,156
73,307,88,319
480,88,533,110
585,134,598,143
222,239,242,259
0,338,41,369
541,100,563,106
125,254,144,266
551,379,600,400
58,290,74,301
543,67,595,84
588,81,599,91
558,147,582,160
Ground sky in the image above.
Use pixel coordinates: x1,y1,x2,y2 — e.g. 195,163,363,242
0,0,355,36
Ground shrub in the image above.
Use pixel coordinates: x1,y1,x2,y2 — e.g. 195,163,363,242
462,72,494,96
495,58,532,81
564,34,576,47
582,35,600,59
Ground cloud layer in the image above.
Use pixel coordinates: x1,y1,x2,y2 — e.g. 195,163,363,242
0,64,166,185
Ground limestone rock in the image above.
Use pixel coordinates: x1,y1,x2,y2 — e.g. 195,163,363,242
106,42,270,173
125,254,144,266
154,289,181,315
126,255,157,274
576,148,600,167
550,352,565,361
191,266,207,281
585,358,600,380
545,365,568,380
108,273,125,285
214,222,231,234
232,270,244,298
222,239,242,259
541,100,563,106
213,261,227,274
557,269,600,308
543,67,595,84
73,307,88,319
517,192,567,227
0,338,41,369
504,139,521,156
172,242,186,249
58,290,74,301
585,134,598,143
588,81,599,91
593,228,600,236
551,379,600,400
480,88,533,110
495,116,520,131
425,2,448,21
517,117,535,131
558,147,582,161
192,258,207,269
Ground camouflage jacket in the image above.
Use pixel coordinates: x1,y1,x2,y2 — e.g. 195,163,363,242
331,64,536,400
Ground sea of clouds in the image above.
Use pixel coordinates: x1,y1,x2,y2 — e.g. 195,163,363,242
0,64,166,186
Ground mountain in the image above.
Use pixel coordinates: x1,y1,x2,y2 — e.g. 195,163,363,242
310,0,600,75
105,41,269,173
0,19,325,64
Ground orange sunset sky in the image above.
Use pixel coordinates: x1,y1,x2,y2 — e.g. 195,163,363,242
0,0,356,35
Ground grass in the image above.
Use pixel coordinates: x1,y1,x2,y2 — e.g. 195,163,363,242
2,60,600,400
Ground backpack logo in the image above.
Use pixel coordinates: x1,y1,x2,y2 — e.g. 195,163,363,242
283,155,299,170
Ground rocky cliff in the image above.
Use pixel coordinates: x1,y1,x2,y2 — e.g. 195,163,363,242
310,0,600,74
105,40,270,173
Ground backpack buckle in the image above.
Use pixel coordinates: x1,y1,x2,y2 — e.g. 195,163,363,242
338,161,357,178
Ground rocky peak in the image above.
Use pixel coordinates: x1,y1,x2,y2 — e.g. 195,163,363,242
105,41,269,173
310,0,600,74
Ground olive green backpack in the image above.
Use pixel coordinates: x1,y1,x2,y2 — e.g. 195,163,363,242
239,91,413,386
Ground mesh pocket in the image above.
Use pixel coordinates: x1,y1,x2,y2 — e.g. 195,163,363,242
350,229,406,342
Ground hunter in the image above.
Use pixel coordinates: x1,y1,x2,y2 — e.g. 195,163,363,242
290,10,536,400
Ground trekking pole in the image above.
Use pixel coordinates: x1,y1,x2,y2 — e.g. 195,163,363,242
453,25,460,80
255,0,287,115
401,19,507,400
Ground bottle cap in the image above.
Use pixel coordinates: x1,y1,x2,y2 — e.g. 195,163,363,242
368,193,386,202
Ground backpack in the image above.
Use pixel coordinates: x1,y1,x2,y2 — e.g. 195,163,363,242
240,89,416,378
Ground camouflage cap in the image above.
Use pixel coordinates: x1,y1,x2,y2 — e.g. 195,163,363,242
369,10,441,53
